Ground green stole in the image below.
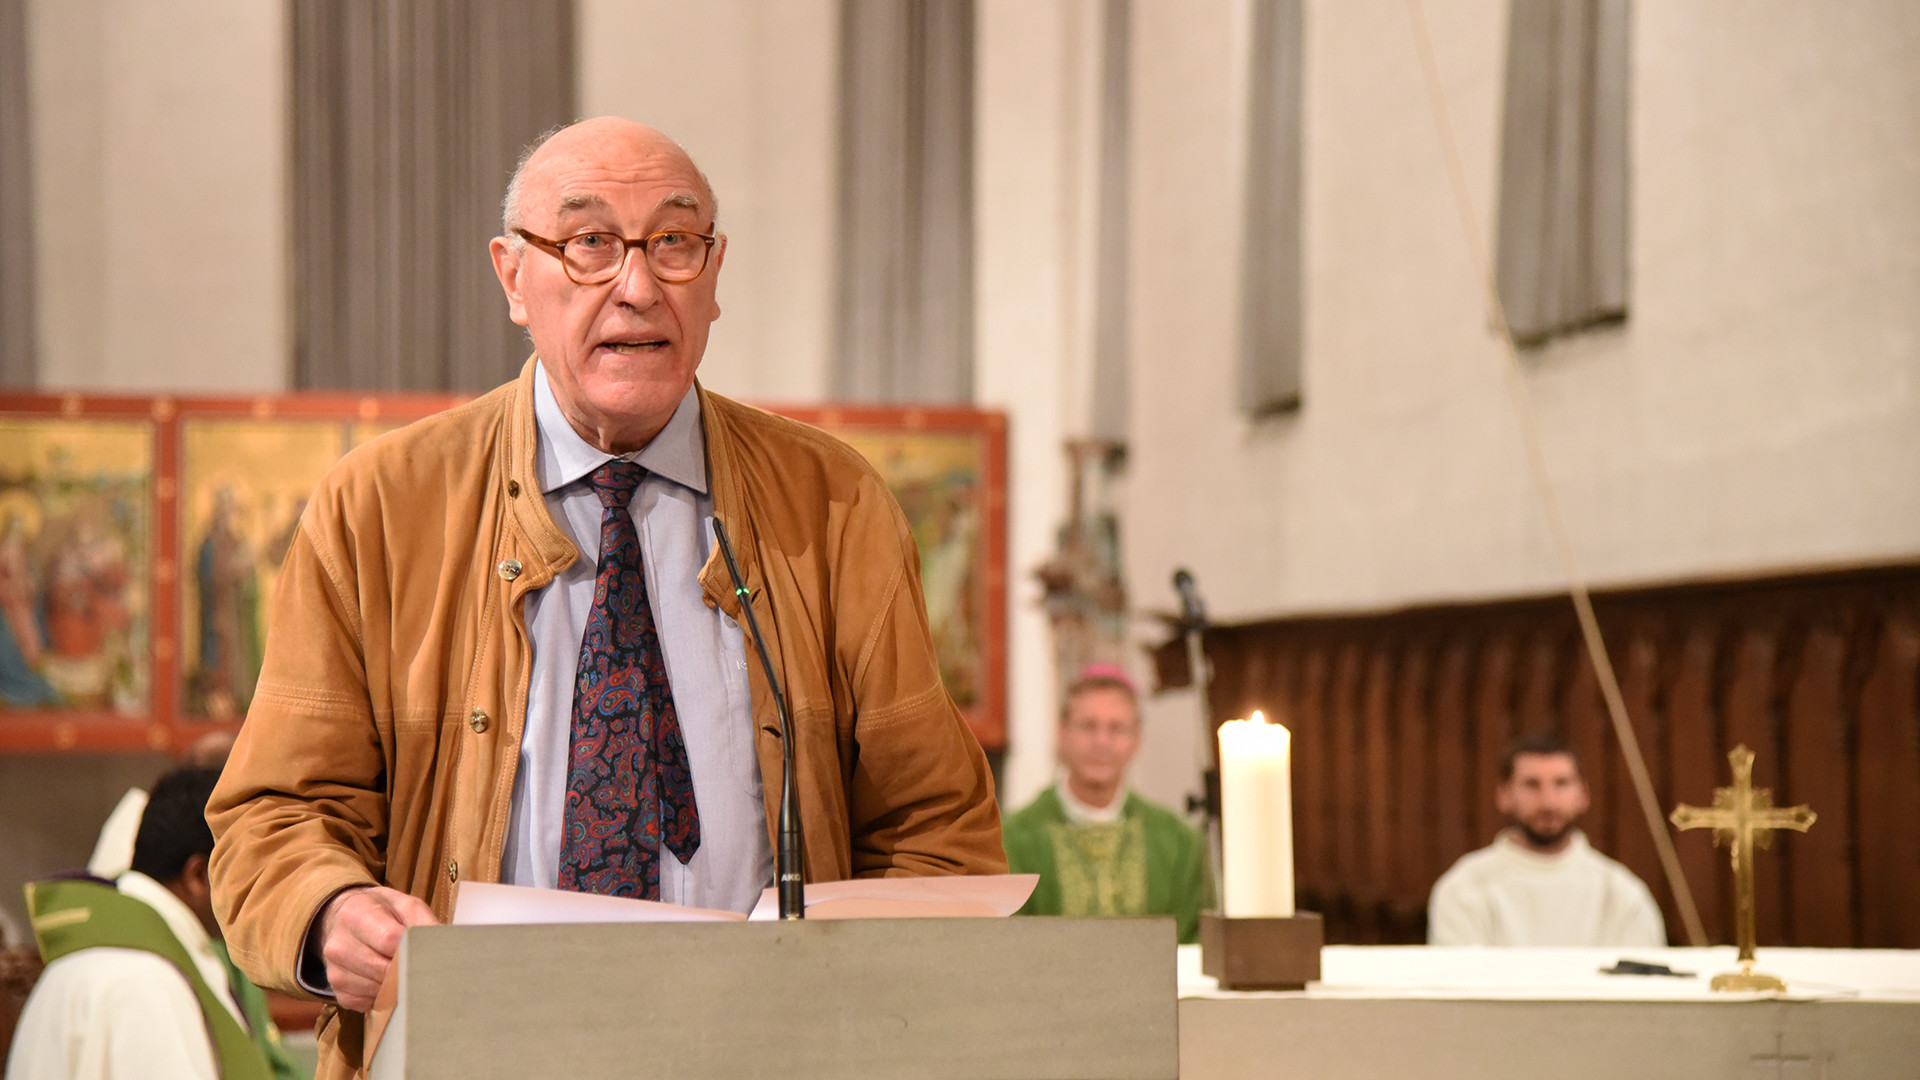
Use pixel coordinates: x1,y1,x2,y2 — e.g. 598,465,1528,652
213,939,308,1080
1048,814,1152,918
25,878,294,1080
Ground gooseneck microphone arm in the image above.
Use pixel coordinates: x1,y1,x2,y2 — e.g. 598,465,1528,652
712,518,805,921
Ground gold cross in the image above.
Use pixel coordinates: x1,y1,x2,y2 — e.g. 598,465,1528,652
1670,745,1815,992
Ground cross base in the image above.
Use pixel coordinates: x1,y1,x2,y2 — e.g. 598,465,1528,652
1710,961,1787,993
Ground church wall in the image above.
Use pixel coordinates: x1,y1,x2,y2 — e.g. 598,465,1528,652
1124,0,1920,635
4,0,287,939
24,0,288,392
23,0,1910,900
975,1,1091,807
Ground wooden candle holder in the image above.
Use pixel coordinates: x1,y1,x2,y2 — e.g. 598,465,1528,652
1199,911,1323,991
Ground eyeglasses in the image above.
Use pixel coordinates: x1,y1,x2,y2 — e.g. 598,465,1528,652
513,224,719,285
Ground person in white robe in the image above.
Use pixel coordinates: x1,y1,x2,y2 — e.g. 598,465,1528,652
1428,733,1666,947
8,764,300,1080
8,870,238,1079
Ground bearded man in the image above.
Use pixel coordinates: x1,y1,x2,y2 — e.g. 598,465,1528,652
1427,733,1665,947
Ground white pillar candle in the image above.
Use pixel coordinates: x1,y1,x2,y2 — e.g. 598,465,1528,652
1218,711,1295,918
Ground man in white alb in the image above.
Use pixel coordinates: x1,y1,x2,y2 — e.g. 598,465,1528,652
1427,733,1666,947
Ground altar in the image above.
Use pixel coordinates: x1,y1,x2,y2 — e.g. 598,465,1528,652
1178,944,1920,1079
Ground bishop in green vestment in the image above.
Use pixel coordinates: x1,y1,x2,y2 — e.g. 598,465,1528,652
1003,668,1212,943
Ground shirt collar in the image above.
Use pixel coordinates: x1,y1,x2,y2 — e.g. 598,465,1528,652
532,360,708,497
116,870,216,960
1055,771,1129,825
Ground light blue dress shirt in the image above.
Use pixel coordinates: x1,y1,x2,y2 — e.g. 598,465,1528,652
500,365,773,912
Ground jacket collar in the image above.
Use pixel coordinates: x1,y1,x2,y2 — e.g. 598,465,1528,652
694,382,759,622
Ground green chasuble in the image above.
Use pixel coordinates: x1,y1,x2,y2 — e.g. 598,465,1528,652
26,878,305,1080
1002,786,1213,944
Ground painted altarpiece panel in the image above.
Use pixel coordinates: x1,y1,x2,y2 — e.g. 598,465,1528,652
0,394,1008,755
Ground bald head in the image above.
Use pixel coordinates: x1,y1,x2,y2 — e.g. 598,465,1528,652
502,117,718,240
488,114,728,455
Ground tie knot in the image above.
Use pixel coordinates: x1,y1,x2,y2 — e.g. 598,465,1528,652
588,460,645,508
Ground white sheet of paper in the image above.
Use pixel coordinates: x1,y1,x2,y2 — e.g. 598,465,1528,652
452,881,746,925
746,874,1040,921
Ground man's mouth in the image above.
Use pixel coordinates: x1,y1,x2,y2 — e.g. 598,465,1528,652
598,338,668,354
1523,814,1570,836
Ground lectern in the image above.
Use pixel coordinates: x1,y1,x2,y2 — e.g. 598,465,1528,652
368,917,1177,1080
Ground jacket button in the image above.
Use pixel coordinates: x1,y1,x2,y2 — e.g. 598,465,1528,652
497,559,522,581
447,859,459,883
506,479,521,497
469,708,489,734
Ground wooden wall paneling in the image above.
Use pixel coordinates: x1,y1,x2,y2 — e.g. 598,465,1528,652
1838,607,1882,947
1514,623,1566,734
1428,637,1476,883
1561,638,1612,854
1780,616,1855,946
1719,624,1787,945
1206,630,1244,725
1360,645,1397,937
1469,633,1521,848
1325,640,1367,939
1175,564,1920,948
1389,639,1435,926
1230,631,1274,722
1265,643,1306,910
1854,609,1920,947
1665,618,1729,943
1292,643,1332,908
1607,619,1665,919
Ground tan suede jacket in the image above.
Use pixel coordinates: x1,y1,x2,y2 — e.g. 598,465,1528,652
206,361,1004,1077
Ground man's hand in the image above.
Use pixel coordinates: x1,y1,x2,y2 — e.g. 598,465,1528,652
318,885,438,1012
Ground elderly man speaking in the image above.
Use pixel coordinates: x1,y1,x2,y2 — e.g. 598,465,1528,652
207,117,1005,1078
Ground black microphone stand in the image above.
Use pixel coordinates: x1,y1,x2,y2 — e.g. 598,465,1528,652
1173,569,1223,899
713,519,805,920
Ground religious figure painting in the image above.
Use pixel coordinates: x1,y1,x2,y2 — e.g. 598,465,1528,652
0,419,151,716
0,392,1001,753
178,419,361,720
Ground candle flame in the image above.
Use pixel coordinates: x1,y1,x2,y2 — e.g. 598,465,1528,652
1251,710,1266,724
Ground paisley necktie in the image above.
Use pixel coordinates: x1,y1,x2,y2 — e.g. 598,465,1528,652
557,460,701,898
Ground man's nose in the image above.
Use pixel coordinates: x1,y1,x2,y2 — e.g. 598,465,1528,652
610,246,660,308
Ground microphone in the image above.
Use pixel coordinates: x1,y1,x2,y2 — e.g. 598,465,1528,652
712,518,805,921
1173,568,1207,632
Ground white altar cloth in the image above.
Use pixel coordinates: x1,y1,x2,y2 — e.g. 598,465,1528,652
1177,944,1920,1080
1178,943,1920,1001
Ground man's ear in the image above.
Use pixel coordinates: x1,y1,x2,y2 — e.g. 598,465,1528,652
182,853,211,896
707,234,727,322
489,237,532,328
